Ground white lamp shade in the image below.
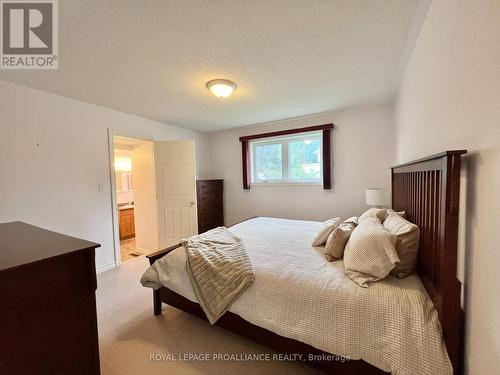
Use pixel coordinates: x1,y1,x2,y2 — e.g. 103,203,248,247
365,188,385,206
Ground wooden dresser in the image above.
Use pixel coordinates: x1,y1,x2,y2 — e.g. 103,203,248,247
196,179,223,234
0,222,101,375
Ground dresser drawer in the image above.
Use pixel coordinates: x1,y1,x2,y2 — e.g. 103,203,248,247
198,192,222,208
197,180,223,194
198,213,223,227
198,203,221,217
198,215,224,233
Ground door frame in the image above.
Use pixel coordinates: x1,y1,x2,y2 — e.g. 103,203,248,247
107,129,199,269
107,129,154,268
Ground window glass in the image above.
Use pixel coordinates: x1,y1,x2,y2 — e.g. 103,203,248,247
289,138,321,180
254,143,282,180
250,131,323,184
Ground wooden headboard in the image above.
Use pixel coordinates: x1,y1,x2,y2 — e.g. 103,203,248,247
391,150,466,374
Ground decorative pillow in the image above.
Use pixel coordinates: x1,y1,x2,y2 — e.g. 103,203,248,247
312,217,341,246
324,221,356,261
387,208,406,219
343,216,359,226
383,213,420,278
358,208,388,223
343,220,399,287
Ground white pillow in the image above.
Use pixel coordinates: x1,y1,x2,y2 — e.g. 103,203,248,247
358,208,388,223
324,221,356,261
384,213,419,278
343,216,359,226
344,220,399,287
387,208,406,219
312,217,341,246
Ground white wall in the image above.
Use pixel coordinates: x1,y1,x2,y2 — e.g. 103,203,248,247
0,81,212,271
116,189,134,205
395,1,500,373
209,103,395,226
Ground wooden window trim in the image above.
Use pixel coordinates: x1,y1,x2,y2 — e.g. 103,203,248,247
239,123,334,190
241,140,251,189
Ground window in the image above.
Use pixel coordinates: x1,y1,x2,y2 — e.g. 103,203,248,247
250,132,322,184
240,123,333,189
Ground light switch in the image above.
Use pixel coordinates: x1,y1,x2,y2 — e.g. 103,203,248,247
98,183,104,192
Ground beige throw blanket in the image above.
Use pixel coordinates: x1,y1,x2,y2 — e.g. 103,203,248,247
141,227,254,324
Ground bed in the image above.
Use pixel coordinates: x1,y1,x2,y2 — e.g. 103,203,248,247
144,150,466,375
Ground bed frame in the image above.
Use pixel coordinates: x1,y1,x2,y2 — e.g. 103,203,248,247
146,150,467,374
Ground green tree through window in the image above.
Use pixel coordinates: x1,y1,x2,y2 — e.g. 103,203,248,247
251,132,322,183
255,143,282,180
289,139,321,179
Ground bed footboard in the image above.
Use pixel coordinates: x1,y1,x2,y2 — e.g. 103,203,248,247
146,243,182,315
146,243,182,265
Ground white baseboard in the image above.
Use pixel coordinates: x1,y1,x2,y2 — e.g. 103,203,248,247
96,261,117,273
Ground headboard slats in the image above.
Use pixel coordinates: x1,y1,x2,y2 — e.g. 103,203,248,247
391,150,466,375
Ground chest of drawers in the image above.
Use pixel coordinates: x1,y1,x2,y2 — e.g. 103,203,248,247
0,222,101,375
196,179,223,234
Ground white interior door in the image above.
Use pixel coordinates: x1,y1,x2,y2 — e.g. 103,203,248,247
131,141,158,254
155,140,197,249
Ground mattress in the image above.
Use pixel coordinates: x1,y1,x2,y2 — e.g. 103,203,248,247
149,217,452,375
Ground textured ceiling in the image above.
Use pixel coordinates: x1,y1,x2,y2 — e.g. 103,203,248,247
0,0,424,132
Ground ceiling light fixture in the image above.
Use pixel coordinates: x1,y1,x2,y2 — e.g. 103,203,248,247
206,79,237,98
114,157,132,172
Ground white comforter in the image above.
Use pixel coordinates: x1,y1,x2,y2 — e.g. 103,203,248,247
150,217,452,375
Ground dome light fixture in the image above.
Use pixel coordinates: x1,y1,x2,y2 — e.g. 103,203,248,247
114,157,132,172
206,79,237,98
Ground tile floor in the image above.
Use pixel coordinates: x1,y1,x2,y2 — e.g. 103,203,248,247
120,238,141,261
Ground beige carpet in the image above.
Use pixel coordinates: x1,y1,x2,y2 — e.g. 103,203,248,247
96,256,319,375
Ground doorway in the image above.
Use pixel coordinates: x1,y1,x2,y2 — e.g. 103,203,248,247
113,136,155,262
108,132,198,267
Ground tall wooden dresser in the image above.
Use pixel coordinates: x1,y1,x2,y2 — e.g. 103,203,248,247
196,179,224,234
0,222,101,375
